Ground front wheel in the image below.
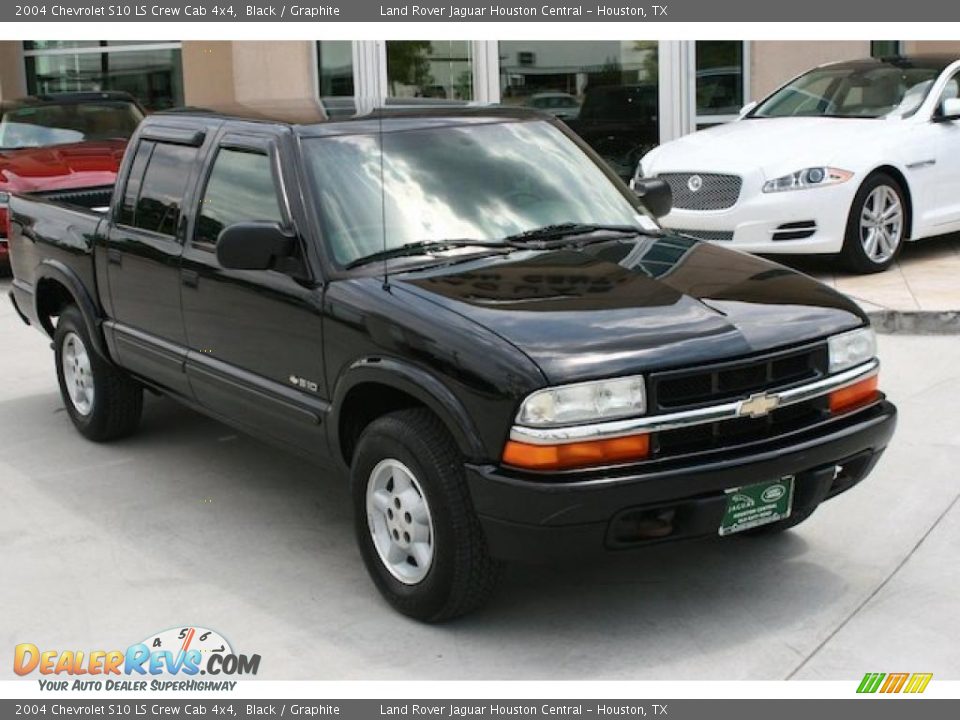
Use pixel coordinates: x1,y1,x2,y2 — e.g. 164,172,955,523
351,408,503,622
841,173,907,273
54,305,143,441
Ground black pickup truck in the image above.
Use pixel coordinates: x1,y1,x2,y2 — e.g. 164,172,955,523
6,103,896,621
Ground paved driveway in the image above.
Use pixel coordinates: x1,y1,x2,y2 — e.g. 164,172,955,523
1,276,957,681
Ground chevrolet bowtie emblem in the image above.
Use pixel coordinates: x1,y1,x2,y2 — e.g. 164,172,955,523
738,392,781,418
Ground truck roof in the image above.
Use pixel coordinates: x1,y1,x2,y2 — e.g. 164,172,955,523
0,91,143,113
150,98,548,135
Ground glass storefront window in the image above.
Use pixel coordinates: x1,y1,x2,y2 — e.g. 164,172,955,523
498,41,659,180
871,41,902,57
386,41,473,100
695,41,745,123
317,41,354,97
24,42,183,111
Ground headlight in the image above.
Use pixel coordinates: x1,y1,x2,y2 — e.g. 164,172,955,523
828,327,876,373
762,167,853,193
517,376,646,427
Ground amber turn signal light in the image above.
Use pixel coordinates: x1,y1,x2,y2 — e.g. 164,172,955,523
502,433,650,471
829,375,879,414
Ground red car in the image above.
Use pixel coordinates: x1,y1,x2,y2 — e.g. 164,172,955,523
0,92,143,268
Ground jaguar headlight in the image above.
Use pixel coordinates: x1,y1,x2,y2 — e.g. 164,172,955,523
762,167,853,193
828,327,877,373
517,376,646,427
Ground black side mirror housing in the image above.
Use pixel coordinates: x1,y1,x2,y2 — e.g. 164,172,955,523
216,222,296,271
632,177,673,219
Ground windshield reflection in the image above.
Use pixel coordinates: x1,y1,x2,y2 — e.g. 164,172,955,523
302,119,644,266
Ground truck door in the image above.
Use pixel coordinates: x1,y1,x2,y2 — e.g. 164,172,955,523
179,131,329,456
103,128,206,398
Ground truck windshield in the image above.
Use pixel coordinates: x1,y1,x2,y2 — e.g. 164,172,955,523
302,119,646,267
752,63,943,119
0,101,143,150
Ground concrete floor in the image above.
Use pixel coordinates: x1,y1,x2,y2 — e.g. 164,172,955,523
785,232,960,313
1,276,958,681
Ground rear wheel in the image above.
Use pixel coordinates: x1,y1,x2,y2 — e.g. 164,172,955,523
54,305,143,441
841,173,907,273
351,408,503,622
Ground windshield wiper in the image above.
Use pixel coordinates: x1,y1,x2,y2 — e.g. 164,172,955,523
345,239,510,269
502,223,651,246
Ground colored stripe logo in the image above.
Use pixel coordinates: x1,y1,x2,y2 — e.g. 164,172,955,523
858,672,933,694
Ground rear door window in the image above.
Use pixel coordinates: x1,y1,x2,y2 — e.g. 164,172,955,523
130,142,199,237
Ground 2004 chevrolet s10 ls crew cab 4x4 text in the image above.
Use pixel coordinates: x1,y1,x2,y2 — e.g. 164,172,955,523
6,102,896,621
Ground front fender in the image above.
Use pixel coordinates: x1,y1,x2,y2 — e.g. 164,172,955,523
328,357,487,468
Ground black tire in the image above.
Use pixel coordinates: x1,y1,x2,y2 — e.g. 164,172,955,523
743,506,815,536
54,305,143,442
351,408,503,622
841,172,908,274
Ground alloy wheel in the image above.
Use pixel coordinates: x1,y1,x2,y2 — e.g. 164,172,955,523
365,458,435,585
859,185,904,264
61,331,94,416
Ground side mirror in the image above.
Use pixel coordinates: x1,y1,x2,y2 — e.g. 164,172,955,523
632,177,673,219
216,222,296,271
935,97,960,122
738,101,758,118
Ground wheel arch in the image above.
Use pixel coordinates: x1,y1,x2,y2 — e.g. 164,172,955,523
329,358,487,471
33,260,109,360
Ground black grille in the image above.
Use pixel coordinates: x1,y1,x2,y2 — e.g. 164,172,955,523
650,344,828,411
657,397,829,456
674,229,735,242
659,172,743,210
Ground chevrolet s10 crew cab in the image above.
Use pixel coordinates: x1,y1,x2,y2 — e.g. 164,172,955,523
6,101,897,621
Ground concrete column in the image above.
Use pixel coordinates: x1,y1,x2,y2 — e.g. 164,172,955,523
182,41,317,109
750,41,871,100
0,41,27,102
902,41,960,55
182,41,236,107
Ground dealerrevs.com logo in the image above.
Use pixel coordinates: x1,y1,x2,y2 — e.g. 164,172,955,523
14,626,260,692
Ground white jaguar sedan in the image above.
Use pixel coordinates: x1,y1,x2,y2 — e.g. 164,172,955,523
638,55,960,272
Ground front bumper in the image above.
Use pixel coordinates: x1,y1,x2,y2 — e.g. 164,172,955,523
467,400,896,563
660,180,858,255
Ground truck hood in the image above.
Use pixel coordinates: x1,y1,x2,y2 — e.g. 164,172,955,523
0,139,126,193
643,117,897,177
394,236,865,383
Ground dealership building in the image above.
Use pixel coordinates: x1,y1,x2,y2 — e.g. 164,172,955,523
0,40,957,152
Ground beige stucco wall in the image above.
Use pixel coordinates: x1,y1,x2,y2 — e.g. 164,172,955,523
182,41,316,108
0,41,26,102
750,41,871,100
902,40,960,55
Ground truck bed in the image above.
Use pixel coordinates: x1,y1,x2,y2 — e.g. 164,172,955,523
7,192,106,324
